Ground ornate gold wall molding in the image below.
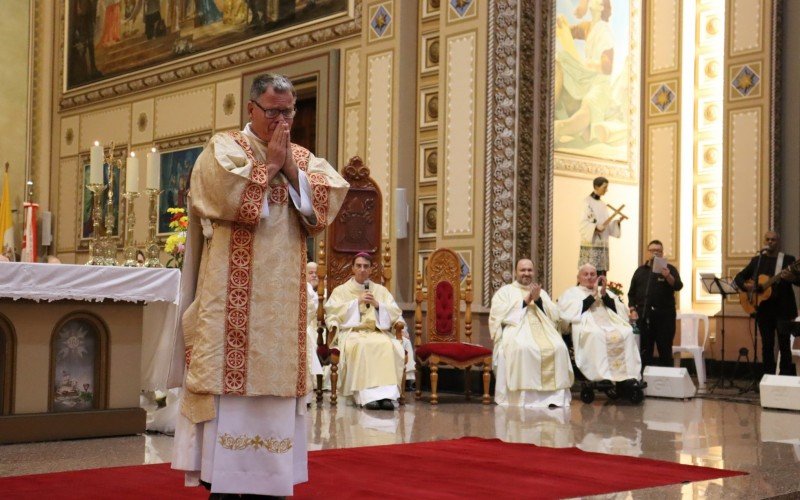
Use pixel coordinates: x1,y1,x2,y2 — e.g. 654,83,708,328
642,0,682,261
60,115,80,157
646,123,678,253
30,0,50,207
345,49,362,103
723,0,780,284
365,50,394,241
443,31,476,237
154,87,215,139
56,157,78,254
130,99,155,145
484,0,551,304
79,106,132,150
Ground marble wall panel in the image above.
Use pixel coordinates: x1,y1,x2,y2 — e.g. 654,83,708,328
366,51,393,240
80,106,131,151
154,86,214,140
443,32,476,236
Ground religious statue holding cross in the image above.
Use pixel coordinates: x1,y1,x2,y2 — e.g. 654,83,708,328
579,176,627,275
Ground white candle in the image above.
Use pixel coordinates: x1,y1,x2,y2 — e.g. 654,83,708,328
126,152,139,193
90,141,104,185
146,148,160,190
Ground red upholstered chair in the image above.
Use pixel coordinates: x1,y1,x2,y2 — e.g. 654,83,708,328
414,248,492,404
314,157,405,405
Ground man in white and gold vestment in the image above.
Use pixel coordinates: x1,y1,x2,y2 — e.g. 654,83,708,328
489,259,573,408
169,73,349,498
557,263,641,382
324,252,405,411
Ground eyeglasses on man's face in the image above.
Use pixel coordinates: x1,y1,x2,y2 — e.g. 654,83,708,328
250,99,297,119
648,247,664,253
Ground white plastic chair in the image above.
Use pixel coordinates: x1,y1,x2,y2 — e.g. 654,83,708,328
672,313,709,388
791,335,800,371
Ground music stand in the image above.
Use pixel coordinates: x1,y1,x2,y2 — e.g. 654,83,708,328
701,273,738,393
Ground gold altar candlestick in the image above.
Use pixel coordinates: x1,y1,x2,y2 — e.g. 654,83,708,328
122,192,140,267
144,188,163,268
85,183,106,266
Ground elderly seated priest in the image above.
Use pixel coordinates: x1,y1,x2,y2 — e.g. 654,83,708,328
306,262,324,385
490,259,574,408
324,252,405,410
558,263,641,382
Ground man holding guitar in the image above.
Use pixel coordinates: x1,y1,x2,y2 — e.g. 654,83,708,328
734,231,800,376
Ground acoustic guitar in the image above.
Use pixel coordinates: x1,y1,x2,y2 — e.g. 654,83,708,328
738,260,800,314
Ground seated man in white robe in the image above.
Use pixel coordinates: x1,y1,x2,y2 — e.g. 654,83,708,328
489,259,574,408
401,325,417,391
306,262,324,402
324,252,405,410
558,263,641,382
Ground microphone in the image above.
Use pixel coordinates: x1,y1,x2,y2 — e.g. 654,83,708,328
364,281,370,308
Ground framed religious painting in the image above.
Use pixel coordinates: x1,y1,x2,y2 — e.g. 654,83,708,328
64,0,353,91
155,144,204,237
552,0,641,183
76,147,125,250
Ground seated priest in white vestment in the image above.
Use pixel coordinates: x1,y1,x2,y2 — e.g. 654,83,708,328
400,325,417,390
324,252,405,411
306,262,324,382
489,259,574,408
557,263,641,382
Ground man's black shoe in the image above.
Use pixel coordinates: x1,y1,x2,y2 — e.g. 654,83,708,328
364,401,382,410
380,399,395,410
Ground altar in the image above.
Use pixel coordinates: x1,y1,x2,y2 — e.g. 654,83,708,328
0,262,180,444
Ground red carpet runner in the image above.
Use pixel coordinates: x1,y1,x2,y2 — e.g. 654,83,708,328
1,437,745,499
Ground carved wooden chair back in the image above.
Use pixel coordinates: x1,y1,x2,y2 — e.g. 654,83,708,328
416,248,471,345
317,156,391,297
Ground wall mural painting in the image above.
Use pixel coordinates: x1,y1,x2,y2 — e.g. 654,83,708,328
554,0,632,166
67,0,350,90
81,162,121,239
157,146,203,234
52,318,99,412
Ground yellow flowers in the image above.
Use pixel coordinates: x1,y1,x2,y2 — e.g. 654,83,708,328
166,207,187,269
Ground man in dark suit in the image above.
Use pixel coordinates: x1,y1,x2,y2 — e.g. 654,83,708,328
628,239,683,369
734,231,800,376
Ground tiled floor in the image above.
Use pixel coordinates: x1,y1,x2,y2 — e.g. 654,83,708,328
1,388,799,498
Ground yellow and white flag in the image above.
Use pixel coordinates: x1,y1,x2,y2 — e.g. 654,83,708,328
0,165,15,261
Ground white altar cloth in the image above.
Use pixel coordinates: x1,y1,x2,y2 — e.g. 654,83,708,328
0,262,180,390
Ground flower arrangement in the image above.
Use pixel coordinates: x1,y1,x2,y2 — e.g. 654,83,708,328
164,207,188,269
606,280,624,299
